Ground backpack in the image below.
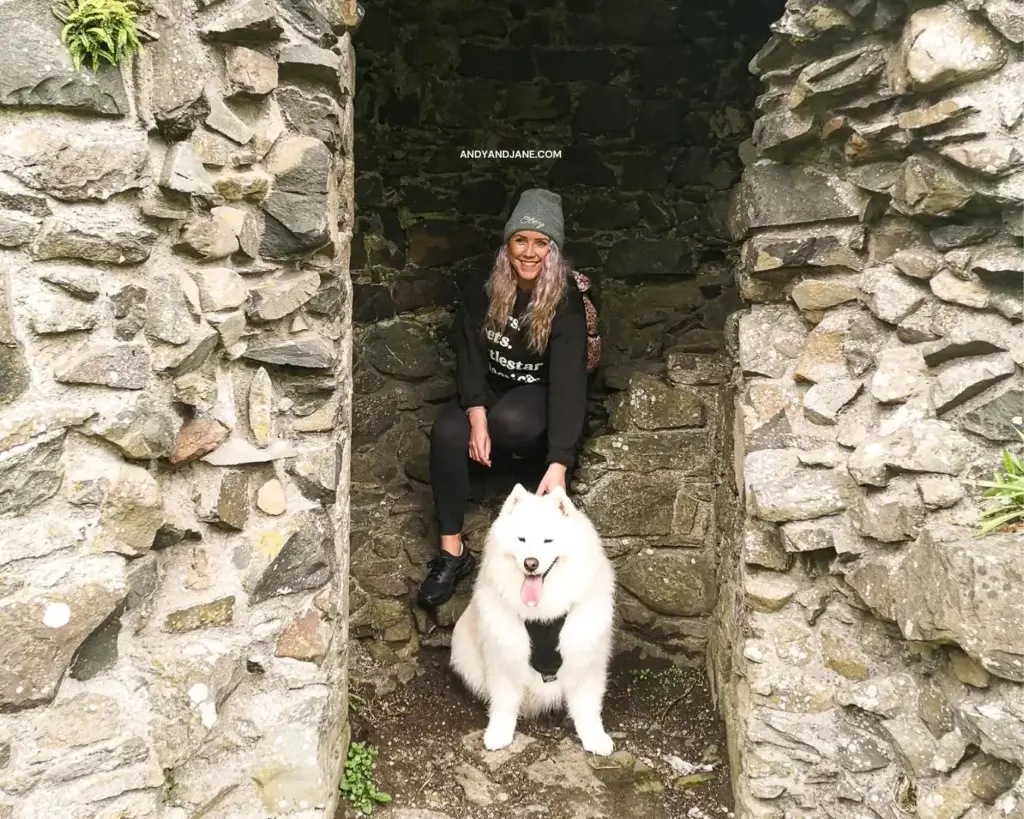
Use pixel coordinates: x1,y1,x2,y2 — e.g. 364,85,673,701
571,271,602,373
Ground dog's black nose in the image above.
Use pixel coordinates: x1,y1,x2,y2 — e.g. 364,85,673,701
524,557,539,573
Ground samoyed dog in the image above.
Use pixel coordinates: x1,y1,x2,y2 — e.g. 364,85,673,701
450,483,616,755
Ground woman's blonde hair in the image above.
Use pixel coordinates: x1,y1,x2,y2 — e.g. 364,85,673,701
484,240,569,354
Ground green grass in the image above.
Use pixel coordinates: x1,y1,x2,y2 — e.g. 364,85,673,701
339,742,392,816
971,427,1024,535
52,0,142,72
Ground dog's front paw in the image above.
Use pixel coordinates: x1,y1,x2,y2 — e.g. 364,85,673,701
580,730,614,756
483,725,515,751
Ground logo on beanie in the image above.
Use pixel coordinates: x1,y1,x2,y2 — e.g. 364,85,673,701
520,215,545,227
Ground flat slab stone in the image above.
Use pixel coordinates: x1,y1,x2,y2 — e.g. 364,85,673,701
33,215,157,265
242,336,337,369
201,0,284,42
729,164,871,237
579,472,686,537
932,353,1016,414
960,386,1024,442
621,374,706,430
0,124,149,202
581,429,715,477
745,449,858,522
0,434,65,515
619,551,717,617
200,438,297,465
54,343,151,389
848,419,975,487
803,378,861,425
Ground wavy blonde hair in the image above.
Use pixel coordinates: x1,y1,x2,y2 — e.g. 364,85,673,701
484,241,569,354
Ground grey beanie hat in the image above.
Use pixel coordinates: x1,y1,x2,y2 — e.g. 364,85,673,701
503,188,564,247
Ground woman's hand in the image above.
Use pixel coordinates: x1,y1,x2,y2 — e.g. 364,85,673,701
468,408,491,466
536,463,567,496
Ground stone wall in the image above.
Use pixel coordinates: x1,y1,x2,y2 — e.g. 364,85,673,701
572,354,737,661
346,0,782,672
713,1,1024,816
0,1,357,816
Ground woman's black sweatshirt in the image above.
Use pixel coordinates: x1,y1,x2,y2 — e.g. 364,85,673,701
454,272,589,469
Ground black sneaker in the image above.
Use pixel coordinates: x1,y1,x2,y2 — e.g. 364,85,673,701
417,549,476,607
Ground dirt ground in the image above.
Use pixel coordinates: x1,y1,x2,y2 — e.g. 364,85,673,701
340,645,735,819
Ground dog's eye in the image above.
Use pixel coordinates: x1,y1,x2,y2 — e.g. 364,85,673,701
518,537,525,543
543,538,552,544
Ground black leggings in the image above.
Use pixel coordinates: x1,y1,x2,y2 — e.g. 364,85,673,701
429,384,547,535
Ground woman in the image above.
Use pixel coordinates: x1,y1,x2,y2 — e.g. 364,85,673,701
417,188,590,608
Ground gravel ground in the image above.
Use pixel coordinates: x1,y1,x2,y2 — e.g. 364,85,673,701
339,646,735,819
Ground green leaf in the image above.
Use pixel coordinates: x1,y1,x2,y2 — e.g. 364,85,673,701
88,26,111,46
979,508,1024,534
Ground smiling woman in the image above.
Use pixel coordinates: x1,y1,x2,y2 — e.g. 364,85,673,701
416,188,592,609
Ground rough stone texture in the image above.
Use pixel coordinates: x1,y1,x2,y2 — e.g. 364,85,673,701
0,124,149,202
0,560,127,711
712,5,1024,819
0,1,354,816
891,525,1024,682
900,5,1007,92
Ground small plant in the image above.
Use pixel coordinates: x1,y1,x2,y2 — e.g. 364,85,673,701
339,742,392,816
657,665,685,686
631,667,652,683
972,425,1024,535
52,0,143,73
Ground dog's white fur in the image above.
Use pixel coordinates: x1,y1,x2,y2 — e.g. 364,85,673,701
450,483,616,755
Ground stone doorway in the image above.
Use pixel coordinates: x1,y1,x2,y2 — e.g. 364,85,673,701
347,0,784,671
345,0,782,814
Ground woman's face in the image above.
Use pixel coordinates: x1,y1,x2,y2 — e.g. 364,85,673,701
507,230,551,283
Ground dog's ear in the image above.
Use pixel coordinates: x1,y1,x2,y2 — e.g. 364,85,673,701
548,485,575,516
499,483,530,517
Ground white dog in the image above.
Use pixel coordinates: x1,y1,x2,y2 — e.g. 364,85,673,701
450,483,617,755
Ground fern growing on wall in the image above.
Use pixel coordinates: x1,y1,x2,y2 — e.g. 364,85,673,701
52,0,143,72
972,426,1024,535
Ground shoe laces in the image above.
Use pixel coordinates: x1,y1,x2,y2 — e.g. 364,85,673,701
425,552,456,580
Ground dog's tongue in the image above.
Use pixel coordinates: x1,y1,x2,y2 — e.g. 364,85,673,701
521,575,544,607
